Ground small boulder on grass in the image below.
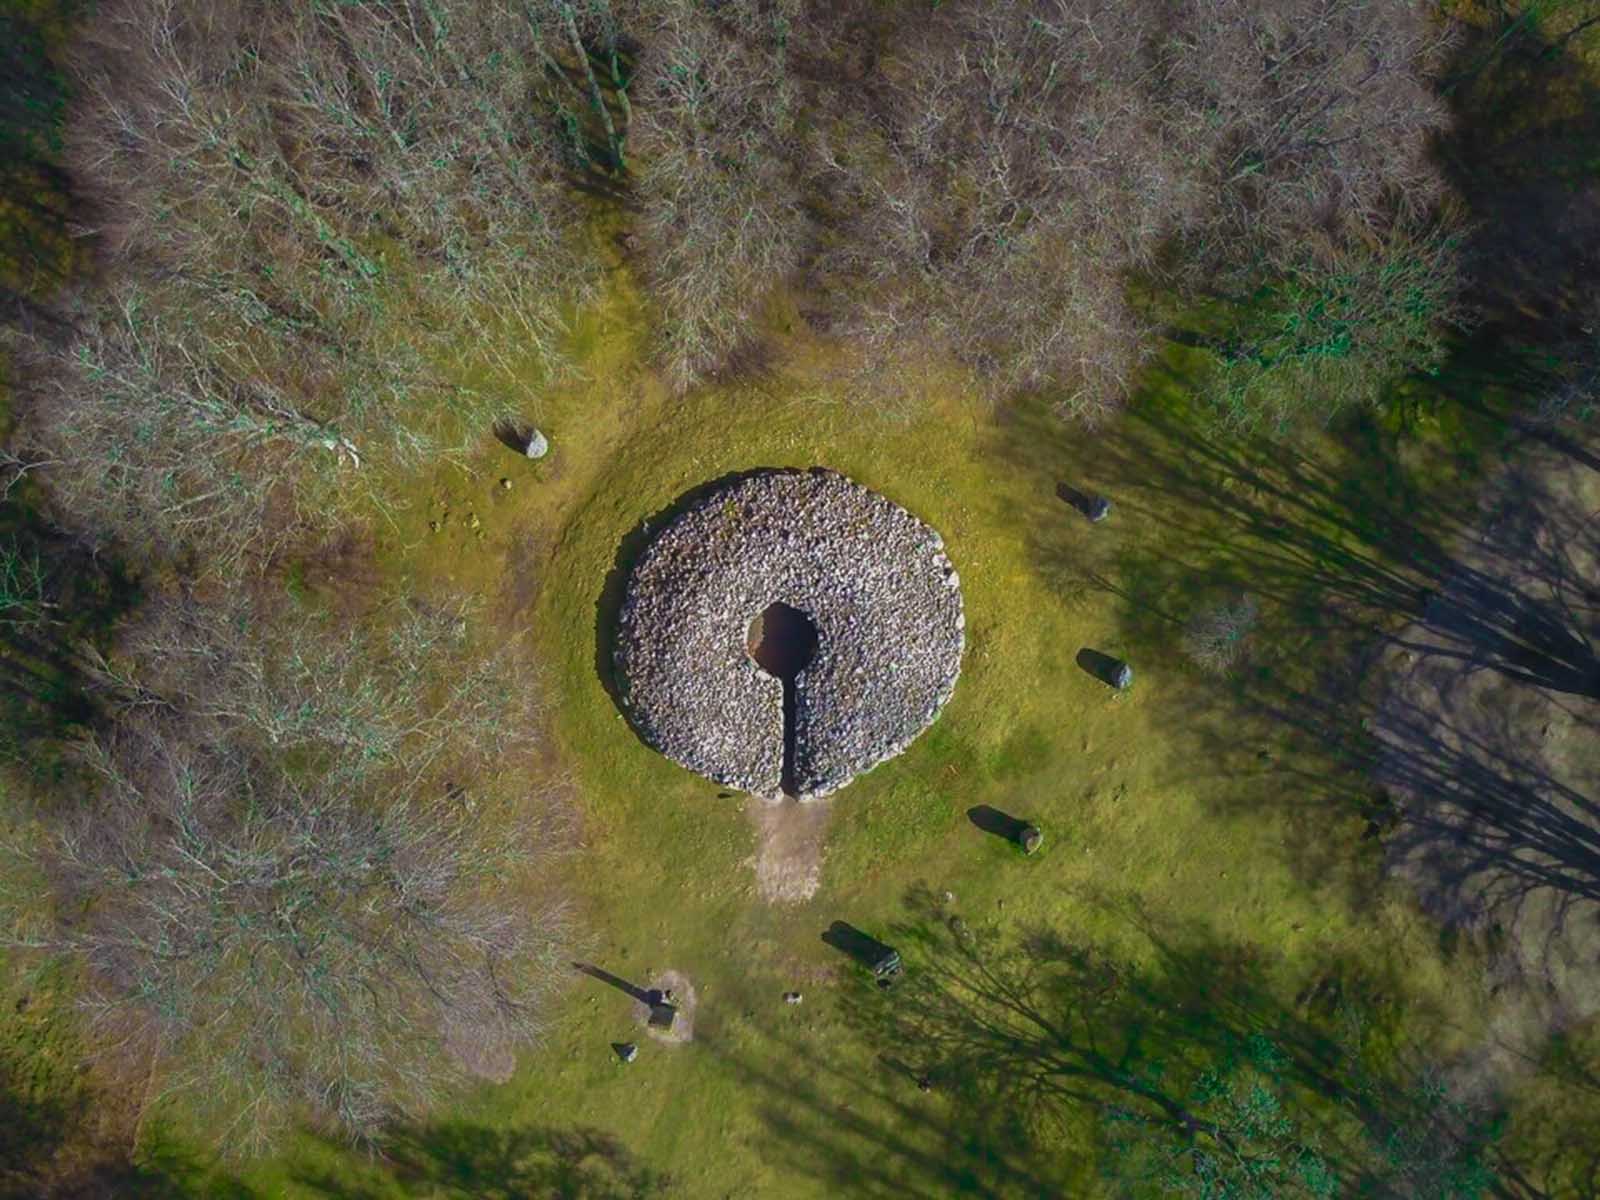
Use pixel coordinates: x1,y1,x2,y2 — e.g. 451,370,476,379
1076,648,1133,690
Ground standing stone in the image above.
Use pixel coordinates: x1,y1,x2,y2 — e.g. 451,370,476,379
1019,825,1043,855
648,1003,678,1030
1110,662,1133,690
616,1042,639,1063
1059,483,1111,523
525,428,550,460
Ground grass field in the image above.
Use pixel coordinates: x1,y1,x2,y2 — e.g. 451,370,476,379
128,271,1515,1197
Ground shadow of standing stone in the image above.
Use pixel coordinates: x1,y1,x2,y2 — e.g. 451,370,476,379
1076,648,1133,690
967,805,1042,852
822,921,903,983
1056,483,1111,523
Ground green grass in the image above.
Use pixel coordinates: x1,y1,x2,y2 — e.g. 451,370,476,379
156,288,1517,1197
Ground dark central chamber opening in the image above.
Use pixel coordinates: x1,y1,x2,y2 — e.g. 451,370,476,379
746,602,819,796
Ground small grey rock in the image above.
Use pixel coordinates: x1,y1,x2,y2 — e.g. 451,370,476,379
783,991,803,1005
615,1042,639,1063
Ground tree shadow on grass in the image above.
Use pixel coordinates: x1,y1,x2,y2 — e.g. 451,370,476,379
715,1013,1074,1198
990,377,1600,926
722,887,1505,1198
1500,1030,1600,1200
0,497,141,778
292,1123,670,1200
0,1060,250,1200
0,9,80,342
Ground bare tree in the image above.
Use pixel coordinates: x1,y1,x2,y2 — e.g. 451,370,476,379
800,0,1180,420
4,589,575,1151
1200,224,1467,433
21,0,600,565
626,0,807,390
1159,0,1455,277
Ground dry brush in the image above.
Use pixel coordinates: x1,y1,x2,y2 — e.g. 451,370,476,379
3,588,575,1151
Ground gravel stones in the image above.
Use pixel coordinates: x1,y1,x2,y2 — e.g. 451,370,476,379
614,470,965,800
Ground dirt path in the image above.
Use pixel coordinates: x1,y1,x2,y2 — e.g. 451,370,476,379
746,797,833,904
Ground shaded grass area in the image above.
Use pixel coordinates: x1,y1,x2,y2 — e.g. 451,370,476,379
1004,343,1600,914
1501,1022,1600,1197
0,4,78,335
290,1123,672,1200
0,954,248,1199
782,887,1498,1199
0,483,142,777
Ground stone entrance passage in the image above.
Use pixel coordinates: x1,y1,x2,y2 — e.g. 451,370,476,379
613,469,964,801
746,603,819,796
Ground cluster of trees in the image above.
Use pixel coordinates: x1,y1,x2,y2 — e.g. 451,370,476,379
1,1,595,1148
1,582,572,1149
9,0,1470,564
799,0,1462,425
608,0,1463,426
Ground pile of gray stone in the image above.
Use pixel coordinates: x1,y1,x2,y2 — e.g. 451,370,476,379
614,469,965,800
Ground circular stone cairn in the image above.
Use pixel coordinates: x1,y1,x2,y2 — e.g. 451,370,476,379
614,470,965,801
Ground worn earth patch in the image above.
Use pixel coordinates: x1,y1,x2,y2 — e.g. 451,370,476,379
1377,438,1600,1090
746,797,833,904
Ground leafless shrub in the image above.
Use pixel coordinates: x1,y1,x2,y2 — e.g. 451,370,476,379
1159,0,1455,282
22,0,599,564
801,0,1178,417
5,588,575,1151
1201,223,1468,433
0,539,51,630
792,0,1457,419
1532,300,1600,429
626,0,807,390
1183,594,1261,674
